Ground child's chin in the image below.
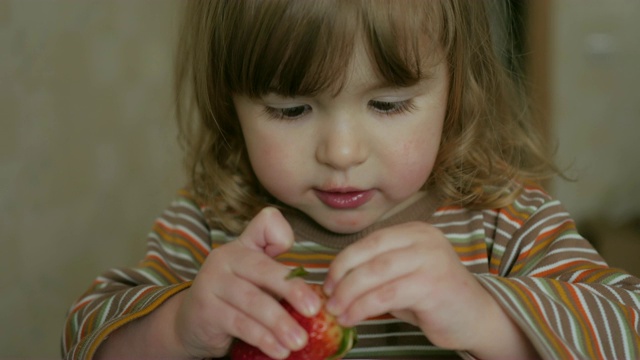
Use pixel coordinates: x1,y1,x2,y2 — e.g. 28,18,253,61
313,212,374,234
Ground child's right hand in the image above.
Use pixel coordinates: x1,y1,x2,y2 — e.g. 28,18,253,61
174,207,321,359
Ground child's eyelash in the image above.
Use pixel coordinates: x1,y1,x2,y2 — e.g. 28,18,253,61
368,99,417,115
262,99,416,120
263,105,311,120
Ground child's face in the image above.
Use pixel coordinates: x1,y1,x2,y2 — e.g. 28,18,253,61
234,46,449,234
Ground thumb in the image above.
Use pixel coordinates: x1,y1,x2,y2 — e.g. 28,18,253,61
237,207,294,258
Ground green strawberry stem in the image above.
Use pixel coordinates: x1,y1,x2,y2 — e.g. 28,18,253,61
286,266,358,359
286,266,309,279
328,327,357,360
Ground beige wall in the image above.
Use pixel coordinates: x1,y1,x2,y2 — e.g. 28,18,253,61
549,0,640,273
550,0,640,225
1,1,183,356
1,0,639,357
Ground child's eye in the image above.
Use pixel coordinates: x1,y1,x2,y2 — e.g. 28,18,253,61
368,99,416,115
263,105,311,120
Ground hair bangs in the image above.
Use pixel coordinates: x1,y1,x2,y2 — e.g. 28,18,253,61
363,0,447,87
223,0,446,98
223,1,359,97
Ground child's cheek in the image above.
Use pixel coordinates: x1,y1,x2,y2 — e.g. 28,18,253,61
386,137,439,196
247,142,301,202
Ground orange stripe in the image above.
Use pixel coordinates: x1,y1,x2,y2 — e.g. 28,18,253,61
566,284,604,358
453,242,486,253
509,281,574,357
70,297,96,314
142,255,181,284
154,223,207,263
537,220,574,241
85,282,192,359
154,221,209,255
154,220,208,254
123,287,157,314
512,236,555,274
459,253,487,262
549,281,595,357
573,267,612,283
437,205,462,212
532,260,593,278
499,205,527,226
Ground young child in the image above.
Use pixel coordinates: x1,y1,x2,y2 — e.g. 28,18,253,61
63,1,640,359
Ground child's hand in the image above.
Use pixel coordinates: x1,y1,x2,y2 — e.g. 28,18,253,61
174,207,321,359
323,221,505,353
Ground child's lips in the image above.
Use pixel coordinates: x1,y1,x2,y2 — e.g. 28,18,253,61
314,188,374,209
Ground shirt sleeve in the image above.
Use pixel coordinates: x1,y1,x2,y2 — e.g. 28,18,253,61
476,188,640,359
61,190,215,359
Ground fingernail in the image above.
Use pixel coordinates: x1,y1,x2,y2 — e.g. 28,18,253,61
323,279,334,295
273,343,290,359
286,328,307,350
338,313,351,327
325,298,339,316
302,295,320,317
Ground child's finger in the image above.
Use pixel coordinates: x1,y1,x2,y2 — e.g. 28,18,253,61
216,277,309,353
215,300,293,359
336,272,425,327
326,246,420,316
325,222,429,294
229,250,321,317
237,207,295,258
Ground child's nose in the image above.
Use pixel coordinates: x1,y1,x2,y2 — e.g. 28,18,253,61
315,122,368,170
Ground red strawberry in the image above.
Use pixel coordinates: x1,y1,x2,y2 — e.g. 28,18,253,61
230,267,357,360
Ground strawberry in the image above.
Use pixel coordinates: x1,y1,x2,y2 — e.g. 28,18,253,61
230,267,357,360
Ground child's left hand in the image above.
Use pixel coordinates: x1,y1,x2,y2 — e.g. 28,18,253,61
323,221,535,357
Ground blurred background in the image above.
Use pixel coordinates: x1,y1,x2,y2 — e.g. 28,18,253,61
1,0,639,357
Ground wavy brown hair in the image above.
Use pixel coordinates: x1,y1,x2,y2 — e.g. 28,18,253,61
175,0,557,234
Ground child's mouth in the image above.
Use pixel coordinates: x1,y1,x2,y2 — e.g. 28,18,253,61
314,188,374,209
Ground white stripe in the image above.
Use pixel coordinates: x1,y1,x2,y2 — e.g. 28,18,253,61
133,267,165,285
546,247,600,258
284,265,328,275
348,345,441,353
574,287,605,357
529,258,607,277
155,217,211,252
118,286,153,314
148,234,198,263
517,193,547,205
163,205,209,235
497,211,522,229
432,214,483,228
476,277,557,357
361,317,405,326
357,331,424,339
108,268,136,284
503,210,568,269
521,186,550,199
461,258,488,266
97,296,113,328
146,249,198,279
591,290,615,358
443,229,485,241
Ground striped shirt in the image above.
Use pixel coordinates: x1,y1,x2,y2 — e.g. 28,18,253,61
62,186,640,359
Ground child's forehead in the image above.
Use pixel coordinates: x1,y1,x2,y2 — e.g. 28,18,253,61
342,41,441,92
